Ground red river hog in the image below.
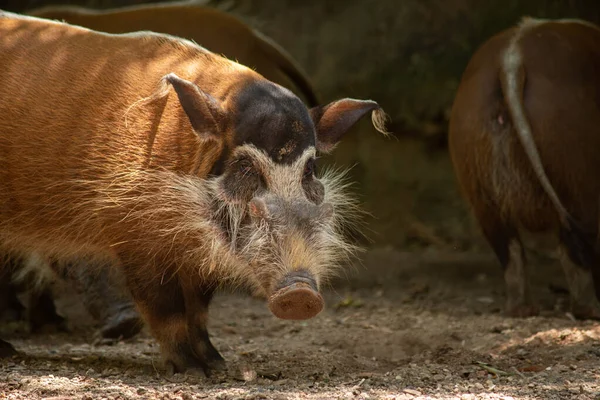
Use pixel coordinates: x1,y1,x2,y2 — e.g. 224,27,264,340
0,11,388,374
449,17,600,319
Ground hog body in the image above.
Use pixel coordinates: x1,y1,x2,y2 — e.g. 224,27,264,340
0,12,387,373
449,17,600,319
11,1,321,336
20,2,320,331
28,1,318,106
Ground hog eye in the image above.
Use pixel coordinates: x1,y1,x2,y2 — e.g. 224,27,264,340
303,158,315,180
237,158,255,176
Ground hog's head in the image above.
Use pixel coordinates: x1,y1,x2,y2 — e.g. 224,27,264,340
163,73,388,320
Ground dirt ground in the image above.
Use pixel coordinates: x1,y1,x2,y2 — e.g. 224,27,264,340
1,248,600,400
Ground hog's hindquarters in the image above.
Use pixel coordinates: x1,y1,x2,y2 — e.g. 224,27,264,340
449,19,600,319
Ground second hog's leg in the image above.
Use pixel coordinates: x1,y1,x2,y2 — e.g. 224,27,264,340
27,288,67,334
64,259,143,339
0,266,24,322
0,257,21,358
1,254,65,332
472,205,537,317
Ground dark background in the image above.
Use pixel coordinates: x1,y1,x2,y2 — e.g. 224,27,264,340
2,0,599,252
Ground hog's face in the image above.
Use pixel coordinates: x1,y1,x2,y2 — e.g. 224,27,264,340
164,74,388,320
214,143,346,319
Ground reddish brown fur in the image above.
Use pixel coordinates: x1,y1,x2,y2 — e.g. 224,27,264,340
27,1,319,106
449,17,600,318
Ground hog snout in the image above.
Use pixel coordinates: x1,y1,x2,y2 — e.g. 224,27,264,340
268,270,324,320
249,197,333,222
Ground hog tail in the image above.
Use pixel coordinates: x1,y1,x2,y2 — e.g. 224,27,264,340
501,19,571,227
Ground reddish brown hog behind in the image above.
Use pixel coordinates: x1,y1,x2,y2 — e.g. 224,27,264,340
28,1,319,106
0,12,388,374
449,17,600,320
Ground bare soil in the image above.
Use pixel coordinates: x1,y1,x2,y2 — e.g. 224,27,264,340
1,248,600,400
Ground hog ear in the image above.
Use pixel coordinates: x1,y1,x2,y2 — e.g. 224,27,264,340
164,73,227,138
309,99,390,153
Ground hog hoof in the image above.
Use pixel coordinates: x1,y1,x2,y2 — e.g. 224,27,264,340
203,354,226,373
0,339,18,358
165,361,182,378
165,360,223,378
28,290,69,335
100,309,143,339
163,345,226,377
505,303,539,318
183,367,206,378
192,344,226,376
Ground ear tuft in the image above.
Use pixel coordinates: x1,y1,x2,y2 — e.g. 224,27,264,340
310,98,391,153
162,73,227,138
371,107,392,137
